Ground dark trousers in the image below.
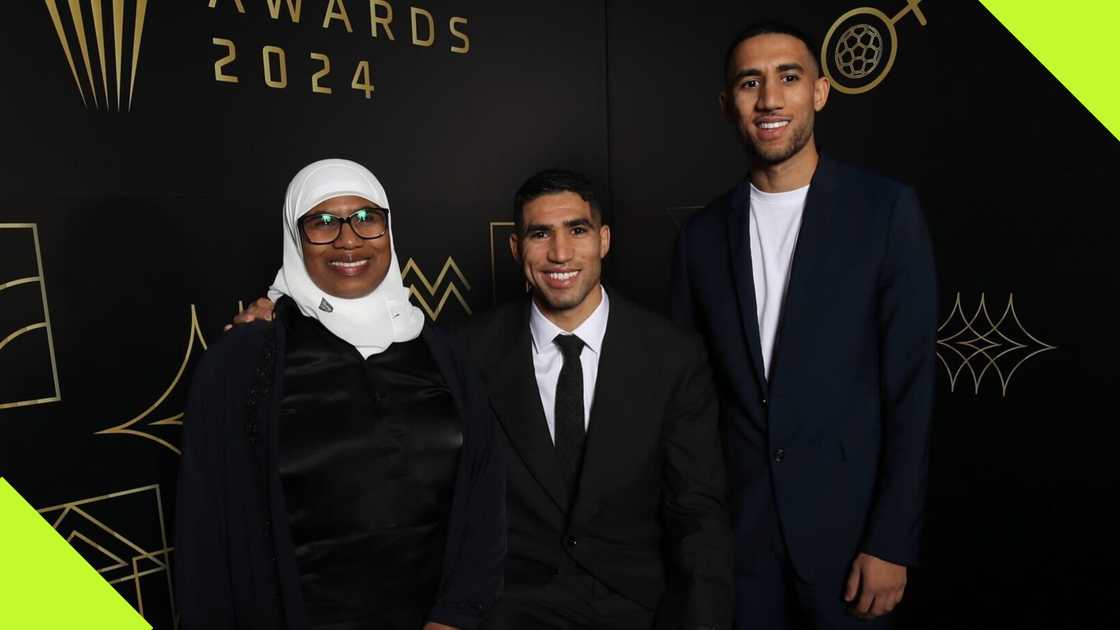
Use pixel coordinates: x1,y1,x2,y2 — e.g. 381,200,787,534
482,570,655,630
735,540,891,630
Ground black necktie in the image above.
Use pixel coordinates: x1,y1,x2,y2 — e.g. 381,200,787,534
553,334,586,496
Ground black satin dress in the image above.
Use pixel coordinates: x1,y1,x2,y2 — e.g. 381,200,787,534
278,312,463,630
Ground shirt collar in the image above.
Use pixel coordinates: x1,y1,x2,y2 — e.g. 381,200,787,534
529,286,610,356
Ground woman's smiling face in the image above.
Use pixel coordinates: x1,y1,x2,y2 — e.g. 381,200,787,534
299,195,392,299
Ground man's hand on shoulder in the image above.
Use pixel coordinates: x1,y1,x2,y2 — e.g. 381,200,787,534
223,297,275,331
845,552,907,619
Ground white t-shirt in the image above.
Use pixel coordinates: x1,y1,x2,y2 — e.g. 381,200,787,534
749,183,810,379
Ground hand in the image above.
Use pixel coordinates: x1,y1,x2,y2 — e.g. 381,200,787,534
223,297,275,331
422,624,460,630
844,552,907,619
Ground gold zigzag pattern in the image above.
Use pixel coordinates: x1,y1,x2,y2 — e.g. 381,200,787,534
401,257,473,320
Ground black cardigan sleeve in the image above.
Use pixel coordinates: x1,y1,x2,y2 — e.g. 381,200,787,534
175,341,237,630
175,321,278,630
427,330,507,629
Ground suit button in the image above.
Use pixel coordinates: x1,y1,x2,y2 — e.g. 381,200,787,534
773,448,785,463
761,398,768,406
551,567,561,577
565,536,577,547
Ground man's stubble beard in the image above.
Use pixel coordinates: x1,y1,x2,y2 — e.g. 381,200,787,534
744,113,815,166
534,278,599,314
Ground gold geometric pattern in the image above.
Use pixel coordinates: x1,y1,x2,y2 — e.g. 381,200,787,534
937,292,1057,396
402,257,472,320
43,0,151,110
36,484,174,628
0,223,61,410
95,305,210,455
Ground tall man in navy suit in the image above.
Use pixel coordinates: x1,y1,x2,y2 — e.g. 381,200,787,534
671,22,937,629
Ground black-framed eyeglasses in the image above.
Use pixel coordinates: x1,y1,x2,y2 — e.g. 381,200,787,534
297,207,388,245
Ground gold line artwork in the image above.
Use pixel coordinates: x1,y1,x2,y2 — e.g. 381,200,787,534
68,529,129,574
936,293,1057,397
822,0,928,95
43,0,151,110
37,484,176,625
128,0,149,110
67,0,100,109
0,323,49,354
0,223,62,410
95,304,209,454
44,0,87,107
402,257,472,320
0,276,42,292
113,0,124,110
91,0,110,105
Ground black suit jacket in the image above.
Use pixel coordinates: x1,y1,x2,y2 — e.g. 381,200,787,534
671,155,937,582
467,291,733,629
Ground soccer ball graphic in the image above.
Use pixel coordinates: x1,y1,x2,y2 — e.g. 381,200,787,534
834,23,884,79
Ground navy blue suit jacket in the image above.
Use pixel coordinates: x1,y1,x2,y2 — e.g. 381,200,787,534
671,155,937,582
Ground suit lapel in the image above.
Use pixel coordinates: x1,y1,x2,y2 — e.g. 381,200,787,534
727,183,769,397
768,155,839,442
484,303,570,512
570,295,645,524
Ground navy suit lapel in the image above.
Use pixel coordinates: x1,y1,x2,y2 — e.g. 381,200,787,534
485,304,570,512
727,182,769,398
768,156,839,442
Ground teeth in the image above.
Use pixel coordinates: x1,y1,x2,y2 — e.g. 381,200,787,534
330,259,368,268
759,121,789,129
547,271,577,281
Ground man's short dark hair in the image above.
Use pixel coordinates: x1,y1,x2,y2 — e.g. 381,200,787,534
723,21,821,83
513,168,605,230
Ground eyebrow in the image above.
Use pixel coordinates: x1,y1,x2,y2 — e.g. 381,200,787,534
522,217,594,234
731,62,806,83
307,206,382,217
732,68,763,82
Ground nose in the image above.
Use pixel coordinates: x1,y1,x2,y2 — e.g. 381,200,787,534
756,79,782,112
332,221,363,249
548,232,573,263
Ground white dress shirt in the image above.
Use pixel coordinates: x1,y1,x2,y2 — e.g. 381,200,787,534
529,288,610,442
749,183,809,379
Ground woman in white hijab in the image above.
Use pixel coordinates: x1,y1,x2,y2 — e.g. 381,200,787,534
175,159,505,630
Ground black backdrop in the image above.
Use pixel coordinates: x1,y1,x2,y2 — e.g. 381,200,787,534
2,1,1118,628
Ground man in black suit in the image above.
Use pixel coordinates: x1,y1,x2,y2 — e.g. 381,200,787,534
473,169,733,630
671,23,937,629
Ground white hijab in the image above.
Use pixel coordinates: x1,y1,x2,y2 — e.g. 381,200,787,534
268,159,424,357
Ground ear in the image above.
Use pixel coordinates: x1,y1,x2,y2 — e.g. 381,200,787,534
508,233,521,262
599,224,611,259
813,74,830,112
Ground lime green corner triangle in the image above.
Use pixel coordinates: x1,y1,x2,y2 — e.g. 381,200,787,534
0,478,151,630
979,0,1120,142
